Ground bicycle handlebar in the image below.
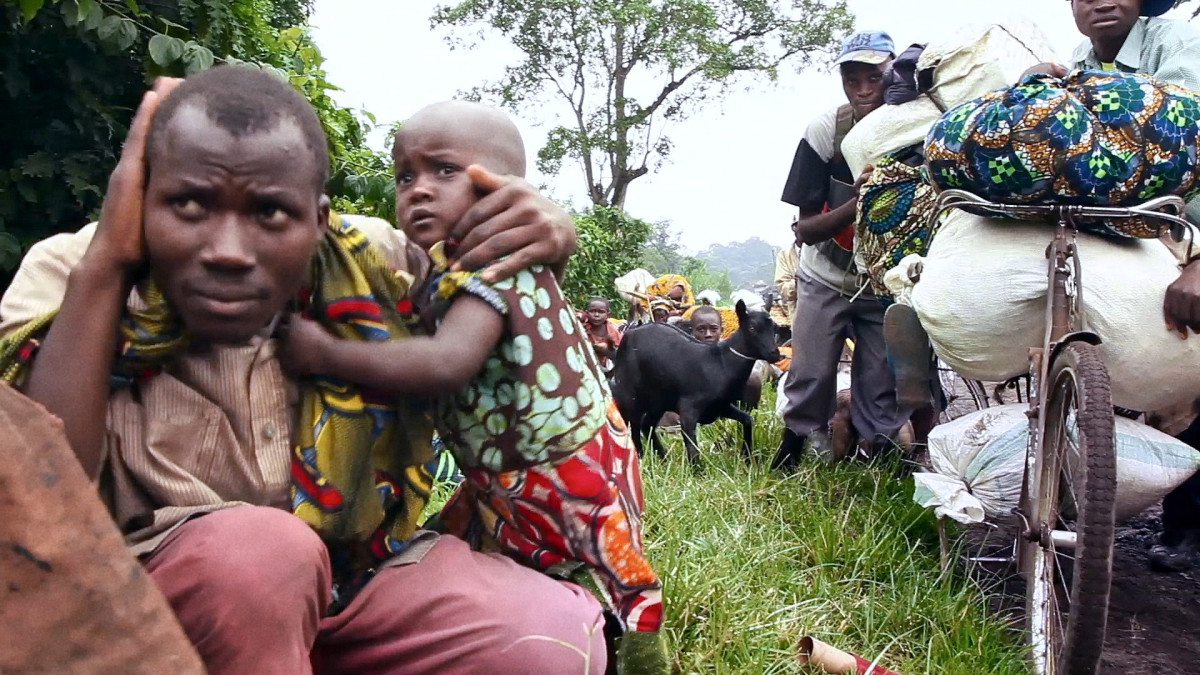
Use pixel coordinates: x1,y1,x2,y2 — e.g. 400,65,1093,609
934,189,1197,252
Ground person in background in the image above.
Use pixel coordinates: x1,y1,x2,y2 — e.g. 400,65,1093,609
689,305,723,345
650,299,671,323
581,296,623,372
773,217,801,326
773,30,908,471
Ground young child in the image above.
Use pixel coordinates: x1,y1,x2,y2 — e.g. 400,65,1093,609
280,100,666,672
581,297,622,372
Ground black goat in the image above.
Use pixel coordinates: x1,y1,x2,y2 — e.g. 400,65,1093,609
611,301,782,462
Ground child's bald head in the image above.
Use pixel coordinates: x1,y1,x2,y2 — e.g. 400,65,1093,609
395,100,526,177
391,101,529,249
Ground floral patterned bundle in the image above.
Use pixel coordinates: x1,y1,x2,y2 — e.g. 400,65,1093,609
925,70,1200,238
855,154,939,299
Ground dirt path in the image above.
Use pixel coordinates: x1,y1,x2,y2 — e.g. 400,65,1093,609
1100,510,1200,674
963,509,1200,674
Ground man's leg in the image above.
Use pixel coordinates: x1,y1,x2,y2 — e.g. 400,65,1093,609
143,506,331,675
847,297,909,450
312,534,608,675
776,272,851,468
1149,417,1200,571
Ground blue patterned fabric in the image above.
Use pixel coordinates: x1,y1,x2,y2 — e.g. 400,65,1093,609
925,70,1200,238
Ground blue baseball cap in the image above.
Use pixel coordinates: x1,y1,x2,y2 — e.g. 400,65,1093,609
834,30,896,66
1142,0,1173,16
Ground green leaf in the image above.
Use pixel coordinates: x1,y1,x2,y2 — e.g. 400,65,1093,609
18,152,55,178
123,0,141,12
60,0,81,26
182,43,215,75
115,18,138,50
82,0,103,31
0,233,22,272
148,34,185,66
97,15,135,50
19,0,44,22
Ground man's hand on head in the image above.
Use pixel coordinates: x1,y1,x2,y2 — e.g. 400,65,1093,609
1165,261,1200,338
448,165,577,283
87,77,182,275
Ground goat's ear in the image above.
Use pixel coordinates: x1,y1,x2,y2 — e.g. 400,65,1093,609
735,299,747,322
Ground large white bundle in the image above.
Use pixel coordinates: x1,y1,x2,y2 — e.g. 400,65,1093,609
614,268,656,304
915,404,1200,524
843,21,1057,177
911,209,1200,412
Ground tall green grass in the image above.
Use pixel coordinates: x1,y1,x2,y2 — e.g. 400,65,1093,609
429,382,1031,674
645,384,1029,674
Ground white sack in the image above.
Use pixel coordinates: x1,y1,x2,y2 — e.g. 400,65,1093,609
614,268,656,304
920,404,1200,523
882,254,923,306
911,208,1200,412
843,22,1057,177
913,472,988,524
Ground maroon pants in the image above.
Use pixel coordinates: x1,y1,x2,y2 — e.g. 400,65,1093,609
144,506,607,675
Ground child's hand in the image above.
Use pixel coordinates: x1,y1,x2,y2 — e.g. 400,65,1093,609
278,314,334,377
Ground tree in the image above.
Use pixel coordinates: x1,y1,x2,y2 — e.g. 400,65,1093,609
1,0,394,286
431,0,852,208
561,205,653,315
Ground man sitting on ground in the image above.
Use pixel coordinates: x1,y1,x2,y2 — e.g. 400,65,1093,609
0,66,606,674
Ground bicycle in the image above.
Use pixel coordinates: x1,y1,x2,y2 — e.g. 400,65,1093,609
933,189,1194,675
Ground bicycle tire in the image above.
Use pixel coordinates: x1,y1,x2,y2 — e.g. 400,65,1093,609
1020,342,1116,675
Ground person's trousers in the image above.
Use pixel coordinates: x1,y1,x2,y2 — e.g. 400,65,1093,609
1165,416,1200,543
144,506,608,675
782,270,907,443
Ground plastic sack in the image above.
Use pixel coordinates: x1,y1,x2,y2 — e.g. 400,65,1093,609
843,22,1057,177
911,208,1200,413
925,70,1200,238
882,254,923,306
614,268,656,305
918,404,1200,524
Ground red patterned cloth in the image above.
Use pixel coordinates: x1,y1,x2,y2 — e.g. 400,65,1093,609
438,401,663,633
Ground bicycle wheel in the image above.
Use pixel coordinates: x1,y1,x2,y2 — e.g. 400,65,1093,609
1020,342,1116,675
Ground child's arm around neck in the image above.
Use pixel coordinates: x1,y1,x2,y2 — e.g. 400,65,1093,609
280,294,504,395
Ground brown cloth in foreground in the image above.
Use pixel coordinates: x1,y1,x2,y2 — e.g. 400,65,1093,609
0,383,204,674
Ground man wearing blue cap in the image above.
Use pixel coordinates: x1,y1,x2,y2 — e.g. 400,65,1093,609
773,30,907,470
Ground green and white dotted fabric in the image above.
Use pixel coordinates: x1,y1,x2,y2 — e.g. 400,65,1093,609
428,264,611,473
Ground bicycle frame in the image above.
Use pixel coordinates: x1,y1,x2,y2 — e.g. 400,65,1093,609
933,189,1193,674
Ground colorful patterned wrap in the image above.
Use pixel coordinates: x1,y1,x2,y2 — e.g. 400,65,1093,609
421,242,611,474
855,154,940,298
925,70,1200,238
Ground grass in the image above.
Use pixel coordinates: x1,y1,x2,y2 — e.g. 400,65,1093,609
429,381,1032,674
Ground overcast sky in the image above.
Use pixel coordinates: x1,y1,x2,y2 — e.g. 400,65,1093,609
309,1,1192,252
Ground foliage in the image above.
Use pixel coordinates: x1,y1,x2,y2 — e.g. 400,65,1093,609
639,221,735,298
561,205,653,314
431,0,852,208
0,0,393,285
638,392,1031,674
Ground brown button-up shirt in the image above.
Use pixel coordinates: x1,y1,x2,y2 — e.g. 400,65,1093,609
1,216,424,557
